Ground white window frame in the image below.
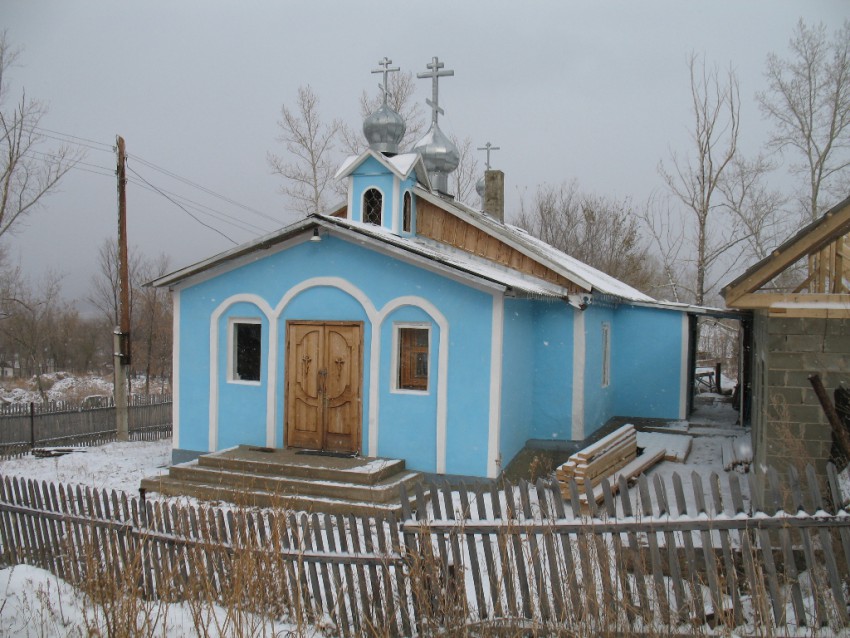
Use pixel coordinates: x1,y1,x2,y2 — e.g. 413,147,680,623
391,322,431,394
601,322,611,388
362,186,385,226
228,317,262,385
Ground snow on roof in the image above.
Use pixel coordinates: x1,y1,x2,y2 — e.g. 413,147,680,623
324,215,572,299
387,153,421,176
334,149,429,186
414,188,655,303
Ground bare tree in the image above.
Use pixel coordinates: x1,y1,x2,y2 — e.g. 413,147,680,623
450,134,480,206
719,154,788,261
134,253,172,394
0,32,81,239
639,194,689,303
268,85,341,216
88,238,141,326
517,180,662,294
758,19,850,221
659,55,741,306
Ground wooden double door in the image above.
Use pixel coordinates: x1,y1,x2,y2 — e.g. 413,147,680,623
285,321,363,453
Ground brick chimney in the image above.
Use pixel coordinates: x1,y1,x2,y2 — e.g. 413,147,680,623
483,170,504,223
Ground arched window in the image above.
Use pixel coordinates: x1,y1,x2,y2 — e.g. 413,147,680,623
402,191,412,233
363,188,383,226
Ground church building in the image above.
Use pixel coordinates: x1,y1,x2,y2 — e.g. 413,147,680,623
154,57,694,478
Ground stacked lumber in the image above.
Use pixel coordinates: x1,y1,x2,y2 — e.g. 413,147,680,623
555,424,637,496
556,424,671,510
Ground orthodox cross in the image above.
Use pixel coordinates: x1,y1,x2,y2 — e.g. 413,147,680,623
477,142,501,170
417,56,454,125
372,57,399,105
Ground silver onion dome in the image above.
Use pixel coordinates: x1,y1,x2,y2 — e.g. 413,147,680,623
363,103,406,156
413,123,459,194
475,175,485,199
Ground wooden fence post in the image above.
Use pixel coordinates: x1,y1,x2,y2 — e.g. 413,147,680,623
29,402,35,449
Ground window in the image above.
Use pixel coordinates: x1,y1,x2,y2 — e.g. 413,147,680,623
601,322,611,388
402,191,412,233
232,321,261,382
397,326,429,391
363,188,383,225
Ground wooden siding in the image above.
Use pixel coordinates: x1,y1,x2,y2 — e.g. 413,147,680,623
416,198,585,293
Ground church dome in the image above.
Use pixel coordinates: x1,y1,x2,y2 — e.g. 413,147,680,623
413,123,459,193
363,103,406,156
475,175,485,199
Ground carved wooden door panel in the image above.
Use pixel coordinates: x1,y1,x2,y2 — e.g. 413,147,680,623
285,322,362,453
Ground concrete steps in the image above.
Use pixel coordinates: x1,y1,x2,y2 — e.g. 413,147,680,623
141,445,423,516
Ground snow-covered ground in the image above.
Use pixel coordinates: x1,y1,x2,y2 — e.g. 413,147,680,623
0,372,170,406
0,438,172,493
0,563,314,637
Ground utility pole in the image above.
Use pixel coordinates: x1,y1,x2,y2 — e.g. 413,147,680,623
115,136,131,441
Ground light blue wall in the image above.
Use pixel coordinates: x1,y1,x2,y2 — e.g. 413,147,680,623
176,234,495,475
612,305,684,419
529,302,574,441
499,299,534,468
580,304,616,437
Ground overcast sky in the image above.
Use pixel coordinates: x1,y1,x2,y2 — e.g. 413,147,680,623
2,1,848,312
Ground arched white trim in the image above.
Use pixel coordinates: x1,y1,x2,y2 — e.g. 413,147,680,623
209,294,274,452
270,277,378,449
487,294,504,478
362,186,385,227
377,296,449,473
207,279,450,474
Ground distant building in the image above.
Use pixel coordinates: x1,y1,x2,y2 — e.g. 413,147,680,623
154,58,696,477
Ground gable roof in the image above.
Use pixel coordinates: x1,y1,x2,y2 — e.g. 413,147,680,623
722,194,850,309
414,187,654,303
152,213,574,299
334,149,431,188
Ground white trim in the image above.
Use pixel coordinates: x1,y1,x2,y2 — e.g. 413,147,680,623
362,186,386,227
390,323,431,394
391,176,400,234
209,295,275,452
378,296,449,473
679,313,689,419
571,311,585,440
226,317,262,385
346,178,353,220
601,322,611,388
487,294,504,478
171,290,181,449
206,279,451,472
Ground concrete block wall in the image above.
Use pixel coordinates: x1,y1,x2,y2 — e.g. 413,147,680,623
754,315,850,475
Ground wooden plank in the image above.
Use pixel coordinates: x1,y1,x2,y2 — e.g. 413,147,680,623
474,484,503,618
747,471,785,626
301,513,325,620
335,513,361,635
323,513,352,638
519,480,550,621
312,512,339,631
346,514,371,629
692,473,724,624
458,486,487,620
440,479,466,621
638,475,669,625
384,512,410,637
826,463,850,580
710,472,741,626
504,483,533,618
653,474,685,623
551,479,583,621
806,464,848,625
619,476,650,622
536,478,565,621
491,481,518,617
729,473,771,628
672,472,705,623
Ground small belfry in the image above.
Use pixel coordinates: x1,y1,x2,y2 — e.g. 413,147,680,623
412,56,460,196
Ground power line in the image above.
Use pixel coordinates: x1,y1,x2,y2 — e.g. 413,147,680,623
32,126,114,151
127,165,238,245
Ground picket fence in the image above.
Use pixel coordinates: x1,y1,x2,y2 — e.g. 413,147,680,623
0,395,172,458
1,465,850,636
